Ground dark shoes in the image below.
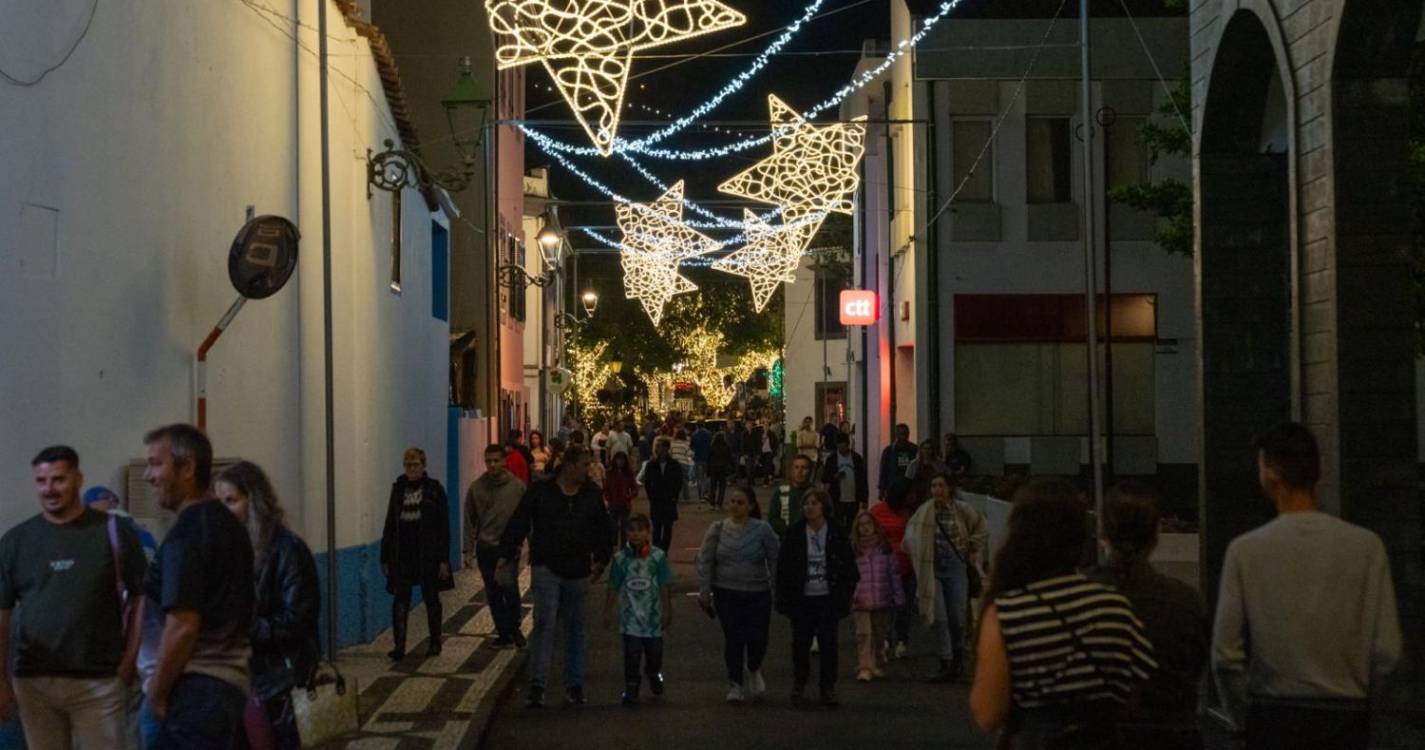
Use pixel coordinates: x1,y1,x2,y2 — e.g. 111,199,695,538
426,640,443,657
648,673,665,697
819,688,839,708
621,685,639,706
790,683,806,704
927,657,964,683
565,685,586,705
387,648,405,662
526,686,545,709
491,636,515,650
513,632,528,649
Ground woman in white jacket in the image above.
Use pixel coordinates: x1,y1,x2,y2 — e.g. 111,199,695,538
903,473,987,682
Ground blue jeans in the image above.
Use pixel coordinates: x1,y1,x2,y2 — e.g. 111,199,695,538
528,565,589,690
934,564,970,661
691,460,708,497
140,673,246,750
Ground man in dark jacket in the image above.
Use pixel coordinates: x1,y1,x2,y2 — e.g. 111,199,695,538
877,423,918,499
640,438,684,551
775,489,859,707
497,446,612,708
820,432,868,525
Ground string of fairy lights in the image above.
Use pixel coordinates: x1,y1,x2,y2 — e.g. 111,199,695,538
483,0,956,326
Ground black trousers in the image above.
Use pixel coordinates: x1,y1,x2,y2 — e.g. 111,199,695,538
714,587,772,685
622,635,664,689
475,547,522,640
1245,701,1369,750
650,516,675,551
708,475,728,508
392,576,442,648
789,595,841,690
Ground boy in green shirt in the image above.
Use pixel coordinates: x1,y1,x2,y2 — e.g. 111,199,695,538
604,514,673,705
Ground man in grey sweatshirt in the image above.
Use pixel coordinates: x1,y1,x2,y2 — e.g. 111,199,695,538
466,444,527,648
1212,422,1401,750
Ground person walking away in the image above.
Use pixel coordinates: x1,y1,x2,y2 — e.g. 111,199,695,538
820,433,868,527
768,454,817,536
604,515,674,705
818,419,840,462
850,510,903,682
905,473,987,682
607,423,634,467
529,430,551,478
690,421,713,502
497,446,613,708
796,417,820,464
380,448,453,660
1088,481,1207,750
558,415,576,444
969,478,1157,748
696,486,780,703
638,438,684,552
759,425,777,486
775,489,859,707
592,425,611,467
508,430,535,471
1212,422,1401,750
745,423,765,484
0,446,146,750
603,451,639,548
669,429,694,503
215,462,320,750
871,480,917,660
706,433,735,510
464,445,527,650
877,424,919,500
943,433,972,478
504,440,530,485
137,425,255,748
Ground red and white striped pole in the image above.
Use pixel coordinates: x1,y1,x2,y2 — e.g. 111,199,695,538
195,295,248,432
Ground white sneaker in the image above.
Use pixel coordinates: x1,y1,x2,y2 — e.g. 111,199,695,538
726,683,746,703
810,636,820,654
748,670,767,698
894,643,908,659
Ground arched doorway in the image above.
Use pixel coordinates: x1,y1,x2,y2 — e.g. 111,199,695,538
1196,9,1294,604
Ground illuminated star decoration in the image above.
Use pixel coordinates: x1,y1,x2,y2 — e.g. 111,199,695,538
616,181,719,326
718,94,868,246
486,0,747,155
712,209,803,312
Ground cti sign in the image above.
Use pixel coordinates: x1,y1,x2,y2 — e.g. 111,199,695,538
839,289,879,326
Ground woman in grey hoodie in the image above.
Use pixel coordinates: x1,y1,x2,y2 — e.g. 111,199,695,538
697,485,780,704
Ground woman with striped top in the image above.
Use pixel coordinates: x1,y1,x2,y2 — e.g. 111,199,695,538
969,478,1157,749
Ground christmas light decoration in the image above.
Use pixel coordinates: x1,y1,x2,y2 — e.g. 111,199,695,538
486,0,747,155
718,95,867,249
517,0,968,160
567,337,613,420
711,209,804,312
616,181,719,325
672,323,778,408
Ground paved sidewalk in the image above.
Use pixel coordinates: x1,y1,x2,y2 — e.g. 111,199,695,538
312,565,532,749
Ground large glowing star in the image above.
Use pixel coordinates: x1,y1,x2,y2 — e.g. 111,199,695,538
718,94,867,242
486,0,746,155
616,181,718,326
712,210,803,312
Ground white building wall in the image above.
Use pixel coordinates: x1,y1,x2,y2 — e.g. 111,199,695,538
781,261,852,439
0,0,448,644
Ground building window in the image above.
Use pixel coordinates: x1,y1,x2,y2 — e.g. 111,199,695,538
951,119,994,202
1026,117,1072,203
508,237,527,322
953,294,1157,436
431,222,448,322
1106,116,1149,190
813,260,849,340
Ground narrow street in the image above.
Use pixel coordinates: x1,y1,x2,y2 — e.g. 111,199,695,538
482,490,996,750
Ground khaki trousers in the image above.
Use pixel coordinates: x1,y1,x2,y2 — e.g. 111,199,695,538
13,675,129,750
852,609,894,674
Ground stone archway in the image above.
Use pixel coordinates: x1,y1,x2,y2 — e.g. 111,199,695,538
1196,9,1295,605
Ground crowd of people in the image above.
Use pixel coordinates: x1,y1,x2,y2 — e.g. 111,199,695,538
2,413,1405,749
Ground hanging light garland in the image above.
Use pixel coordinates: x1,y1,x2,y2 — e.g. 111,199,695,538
486,0,747,155
711,209,804,312
615,181,719,325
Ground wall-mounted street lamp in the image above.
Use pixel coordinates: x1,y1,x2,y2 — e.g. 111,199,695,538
498,215,562,289
366,57,491,197
581,289,599,317
609,353,625,375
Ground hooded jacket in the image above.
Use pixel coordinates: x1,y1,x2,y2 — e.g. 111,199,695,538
464,470,526,552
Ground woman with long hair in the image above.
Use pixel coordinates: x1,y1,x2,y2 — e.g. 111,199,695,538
603,450,639,548
696,484,780,703
970,478,1157,749
529,430,550,477
850,510,903,681
379,448,452,661
215,462,320,750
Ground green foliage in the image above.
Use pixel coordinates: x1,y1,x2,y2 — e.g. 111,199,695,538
1106,69,1194,257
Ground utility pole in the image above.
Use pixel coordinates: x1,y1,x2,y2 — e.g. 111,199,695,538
1078,0,1106,554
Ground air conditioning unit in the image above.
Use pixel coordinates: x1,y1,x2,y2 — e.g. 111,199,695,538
124,458,242,541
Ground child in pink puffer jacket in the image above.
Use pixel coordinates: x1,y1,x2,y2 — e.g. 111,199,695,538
851,510,905,681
